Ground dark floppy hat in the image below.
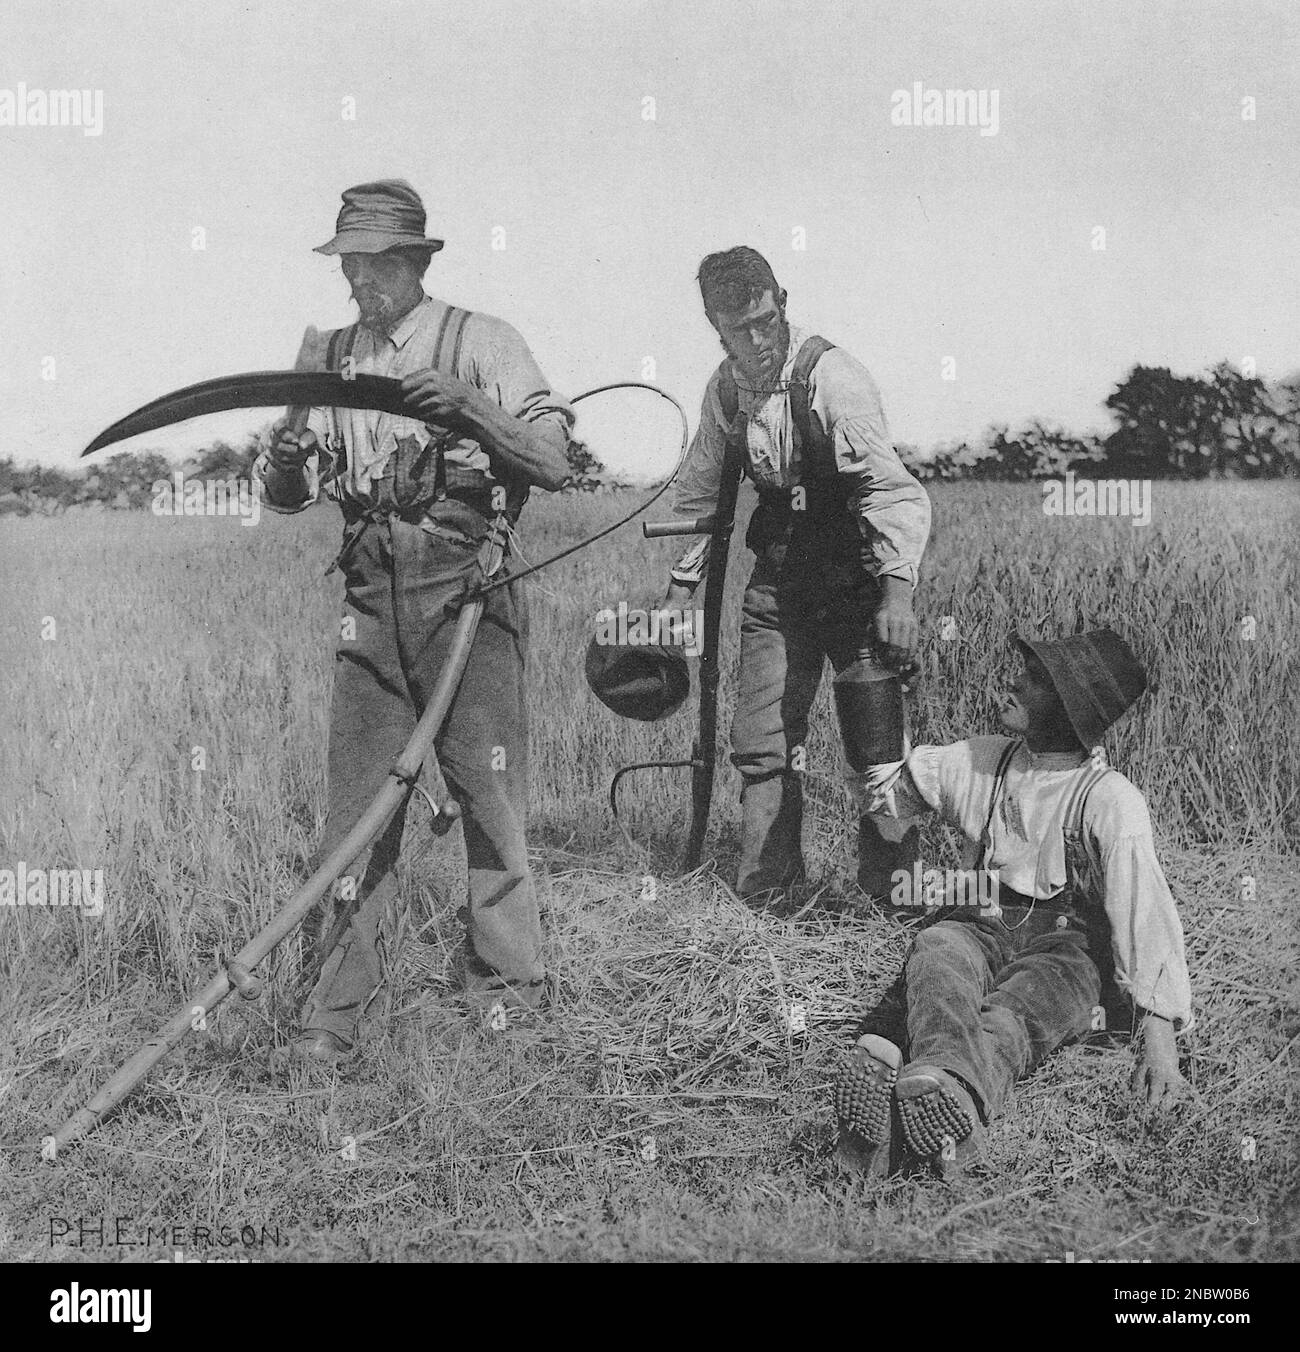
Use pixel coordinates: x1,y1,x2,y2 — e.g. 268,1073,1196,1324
1014,628,1148,749
585,627,690,722
314,179,445,256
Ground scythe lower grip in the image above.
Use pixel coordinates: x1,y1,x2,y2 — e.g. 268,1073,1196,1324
642,516,716,538
48,518,510,1153
225,959,263,1002
284,323,322,442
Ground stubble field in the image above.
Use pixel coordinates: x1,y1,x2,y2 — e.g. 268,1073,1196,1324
1,478,1297,1262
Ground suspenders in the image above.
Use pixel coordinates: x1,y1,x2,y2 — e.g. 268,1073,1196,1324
324,322,356,373
973,739,1020,873
430,303,470,371
326,304,468,374
322,304,474,505
425,305,470,502
974,738,1113,912
321,305,494,576
1061,761,1113,895
322,324,358,479
717,334,838,481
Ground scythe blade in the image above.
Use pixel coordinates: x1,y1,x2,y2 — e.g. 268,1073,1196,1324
81,370,413,456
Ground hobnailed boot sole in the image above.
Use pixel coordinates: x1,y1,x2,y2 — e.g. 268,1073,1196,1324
896,1066,986,1177
833,1035,902,1174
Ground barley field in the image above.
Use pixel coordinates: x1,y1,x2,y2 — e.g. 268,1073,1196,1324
1,479,1297,1262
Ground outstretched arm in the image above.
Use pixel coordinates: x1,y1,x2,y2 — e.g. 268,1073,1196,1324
849,749,942,839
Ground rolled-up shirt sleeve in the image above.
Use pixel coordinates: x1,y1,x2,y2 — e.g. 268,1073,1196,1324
1086,785,1195,1030
668,367,730,586
466,316,574,459
809,348,931,587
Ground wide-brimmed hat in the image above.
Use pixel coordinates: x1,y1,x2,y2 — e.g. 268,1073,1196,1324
1014,628,1148,749
585,627,690,722
314,179,445,256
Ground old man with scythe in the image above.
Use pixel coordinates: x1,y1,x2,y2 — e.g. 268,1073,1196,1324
258,179,573,1060
55,184,695,1147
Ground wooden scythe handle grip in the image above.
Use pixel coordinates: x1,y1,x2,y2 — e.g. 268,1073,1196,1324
642,516,716,538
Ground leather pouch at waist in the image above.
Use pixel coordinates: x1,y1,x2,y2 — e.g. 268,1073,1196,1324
746,494,866,581
342,480,496,527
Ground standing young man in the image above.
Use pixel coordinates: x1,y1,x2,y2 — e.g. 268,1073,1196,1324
663,247,931,901
256,179,573,1059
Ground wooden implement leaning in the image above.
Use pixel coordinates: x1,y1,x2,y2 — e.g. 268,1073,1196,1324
627,436,745,871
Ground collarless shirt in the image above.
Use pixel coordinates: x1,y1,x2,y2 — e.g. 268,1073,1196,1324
858,735,1194,1029
670,320,931,587
257,294,573,512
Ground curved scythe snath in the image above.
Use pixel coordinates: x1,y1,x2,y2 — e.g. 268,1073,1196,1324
51,536,492,1150
50,370,692,1151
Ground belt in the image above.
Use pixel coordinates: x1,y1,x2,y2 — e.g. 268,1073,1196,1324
340,484,495,526
329,485,498,576
750,489,862,561
986,883,1081,934
926,880,1078,929
754,480,848,510
996,884,1074,911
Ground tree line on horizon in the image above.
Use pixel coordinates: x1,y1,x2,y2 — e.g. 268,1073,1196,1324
3,361,1298,516
897,361,1300,483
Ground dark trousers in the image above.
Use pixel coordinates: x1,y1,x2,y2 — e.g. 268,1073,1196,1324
865,903,1103,1120
729,545,914,897
302,503,540,1040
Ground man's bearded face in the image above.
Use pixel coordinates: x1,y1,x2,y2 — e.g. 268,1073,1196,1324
708,288,789,384
340,250,423,330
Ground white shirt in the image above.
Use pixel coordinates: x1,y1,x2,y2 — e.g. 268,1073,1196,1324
858,735,1195,1029
670,321,931,586
255,293,572,511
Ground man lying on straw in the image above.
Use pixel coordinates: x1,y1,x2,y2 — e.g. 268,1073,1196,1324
833,629,1192,1178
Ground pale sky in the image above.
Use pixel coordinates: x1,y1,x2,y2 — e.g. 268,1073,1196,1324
2,0,1297,468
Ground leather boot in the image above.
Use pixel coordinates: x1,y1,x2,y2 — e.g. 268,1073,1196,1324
858,816,920,905
736,773,805,901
